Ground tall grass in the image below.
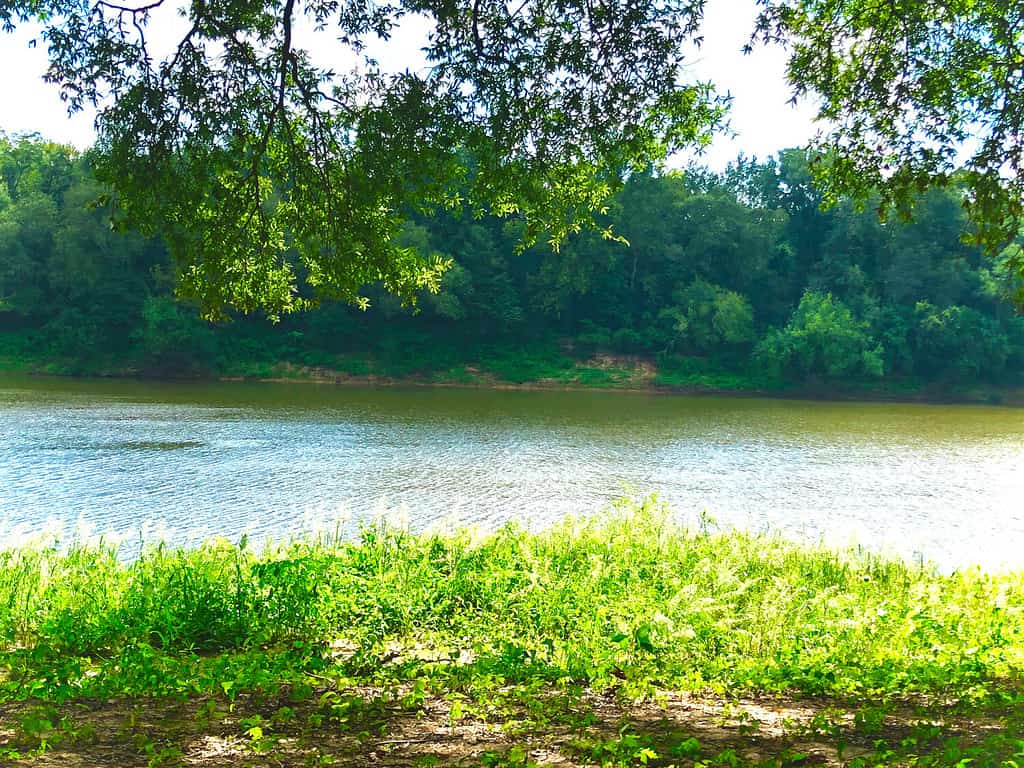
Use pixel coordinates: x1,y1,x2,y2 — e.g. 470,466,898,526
1,496,1021,705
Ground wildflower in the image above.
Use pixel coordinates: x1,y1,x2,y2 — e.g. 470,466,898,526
152,521,171,543
394,503,411,532
101,528,129,548
41,517,65,545
74,514,95,545
371,496,390,524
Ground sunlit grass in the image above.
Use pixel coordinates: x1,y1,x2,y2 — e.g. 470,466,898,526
1,495,1021,706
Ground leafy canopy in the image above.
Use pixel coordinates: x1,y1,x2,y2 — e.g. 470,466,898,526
0,0,724,317
4,0,1023,316
756,0,1024,252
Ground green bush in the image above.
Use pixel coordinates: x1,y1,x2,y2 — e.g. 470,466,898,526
757,291,884,381
135,296,218,375
479,343,575,383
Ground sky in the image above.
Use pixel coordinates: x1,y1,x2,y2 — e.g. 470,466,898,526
0,0,820,170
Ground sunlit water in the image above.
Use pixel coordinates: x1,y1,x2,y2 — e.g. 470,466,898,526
1,374,1022,569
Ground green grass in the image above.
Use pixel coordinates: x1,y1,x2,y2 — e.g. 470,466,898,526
1,496,1022,765
651,357,776,392
2,496,1021,703
432,365,485,384
568,366,635,387
478,343,576,383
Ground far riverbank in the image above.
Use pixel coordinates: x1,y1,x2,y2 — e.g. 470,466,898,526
4,351,1022,407
242,359,1024,407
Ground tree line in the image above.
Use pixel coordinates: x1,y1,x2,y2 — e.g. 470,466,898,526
1,134,1022,390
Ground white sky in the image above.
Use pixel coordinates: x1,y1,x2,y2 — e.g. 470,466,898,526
0,0,820,170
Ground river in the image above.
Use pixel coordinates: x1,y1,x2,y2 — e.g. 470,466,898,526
1,374,1022,569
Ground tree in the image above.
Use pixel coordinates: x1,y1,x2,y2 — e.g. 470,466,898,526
1,0,724,317
135,295,218,374
661,278,756,356
757,290,885,380
912,301,1010,381
8,2,1024,316
0,136,70,318
756,0,1024,255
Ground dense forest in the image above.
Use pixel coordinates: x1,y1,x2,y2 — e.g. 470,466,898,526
2,133,1023,393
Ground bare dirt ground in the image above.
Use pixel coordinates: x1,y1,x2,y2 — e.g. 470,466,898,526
0,687,1006,768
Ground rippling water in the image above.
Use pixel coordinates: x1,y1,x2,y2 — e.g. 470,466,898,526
1,374,1022,568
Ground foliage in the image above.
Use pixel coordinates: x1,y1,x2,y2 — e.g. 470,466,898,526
0,496,1022,763
1,135,1023,392
1,0,726,317
3,1,1023,315
1,495,1022,705
651,356,771,391
756,291,885,381
135,296,218,375
661,279,756,357
913,301,1011,381
478,343,574,383
756,0,1024,256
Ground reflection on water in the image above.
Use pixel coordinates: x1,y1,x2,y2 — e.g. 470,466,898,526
1,374,1022,569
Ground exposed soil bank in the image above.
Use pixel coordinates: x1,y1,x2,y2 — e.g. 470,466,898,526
4,355,1023,405
246,364,1024,406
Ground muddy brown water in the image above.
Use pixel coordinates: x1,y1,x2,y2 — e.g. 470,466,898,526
1,374,1022,569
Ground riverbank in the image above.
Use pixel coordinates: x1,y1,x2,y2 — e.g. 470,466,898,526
247,360,1024,406
4,350,1023,406
1,497,1022,766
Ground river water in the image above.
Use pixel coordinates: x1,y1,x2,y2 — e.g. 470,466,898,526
1,374,1022,568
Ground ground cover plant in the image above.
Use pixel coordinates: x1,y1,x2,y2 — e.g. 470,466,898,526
0,495,1022,766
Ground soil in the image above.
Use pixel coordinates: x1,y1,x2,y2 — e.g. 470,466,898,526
0,687,1006,767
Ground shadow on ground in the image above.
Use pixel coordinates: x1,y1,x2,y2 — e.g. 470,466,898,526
1,682,1019,768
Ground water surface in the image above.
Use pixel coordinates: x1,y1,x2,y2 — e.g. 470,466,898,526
1,375,1022,568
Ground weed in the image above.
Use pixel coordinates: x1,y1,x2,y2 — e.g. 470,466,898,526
0,495,1021,767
